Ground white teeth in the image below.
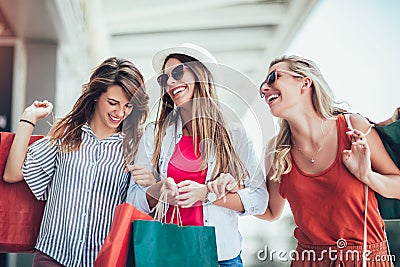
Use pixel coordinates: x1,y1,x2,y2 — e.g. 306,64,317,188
267,94,279,102
110,115,120,122
172,87,185,95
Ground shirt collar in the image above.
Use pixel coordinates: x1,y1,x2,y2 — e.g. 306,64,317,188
81,123,123,142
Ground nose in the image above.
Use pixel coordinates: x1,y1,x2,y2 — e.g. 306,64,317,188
259,82,270,98
117,106,126,118
166,75,177,88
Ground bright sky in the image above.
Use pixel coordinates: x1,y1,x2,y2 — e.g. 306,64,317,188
286,0,400,123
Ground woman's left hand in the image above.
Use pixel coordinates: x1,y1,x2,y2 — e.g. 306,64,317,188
208,173,240,202
176,180,207,208
342,129,372,183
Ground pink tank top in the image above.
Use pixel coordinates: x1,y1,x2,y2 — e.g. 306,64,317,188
165,135,207,226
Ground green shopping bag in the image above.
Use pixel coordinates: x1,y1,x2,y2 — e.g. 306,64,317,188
126,220,218,267
374,119,400,219
374,119,400,264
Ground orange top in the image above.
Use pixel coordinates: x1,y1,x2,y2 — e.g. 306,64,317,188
279,115,385,245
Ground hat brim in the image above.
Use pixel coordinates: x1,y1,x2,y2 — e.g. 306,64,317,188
152,46,217,73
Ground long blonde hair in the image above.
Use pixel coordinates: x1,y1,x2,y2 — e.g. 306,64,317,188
268,55,342,182
153,53,248,181
50,57,149,164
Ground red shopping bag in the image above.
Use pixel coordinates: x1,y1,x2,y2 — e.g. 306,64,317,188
0,132,46,252
95,203,153,267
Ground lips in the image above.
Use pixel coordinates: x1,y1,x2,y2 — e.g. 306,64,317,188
266,93,280,104
171,86,186,96
108,114,122,124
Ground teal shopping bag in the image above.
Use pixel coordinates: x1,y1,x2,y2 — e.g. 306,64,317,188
126,220,218,267
374,120,400,265
374,120,400,219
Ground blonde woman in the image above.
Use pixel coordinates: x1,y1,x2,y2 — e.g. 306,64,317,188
4,57,149,266
258,55,400,266
127,43,268,266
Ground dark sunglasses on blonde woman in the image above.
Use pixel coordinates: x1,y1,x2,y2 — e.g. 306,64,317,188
259,69,304,98
157,64,190,88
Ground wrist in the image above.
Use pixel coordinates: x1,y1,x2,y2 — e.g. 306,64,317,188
19,118,36,128
362,170,374,185
201,184,208,203
21,112,38,125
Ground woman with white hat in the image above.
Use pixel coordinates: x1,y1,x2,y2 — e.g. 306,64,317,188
127,43,268,266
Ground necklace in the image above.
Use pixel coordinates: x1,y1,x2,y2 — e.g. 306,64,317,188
292,120,325,164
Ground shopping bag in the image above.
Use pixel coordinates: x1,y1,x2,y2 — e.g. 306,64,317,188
126,219,218,267
0,132,45,253
94,203,153,267
374,120,400,219
373,120,400,265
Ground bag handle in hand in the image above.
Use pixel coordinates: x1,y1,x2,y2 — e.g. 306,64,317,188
154,190,182,226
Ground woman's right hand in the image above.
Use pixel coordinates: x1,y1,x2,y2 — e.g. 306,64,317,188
22,100,53,123
161,177,179,205
126,164,157,187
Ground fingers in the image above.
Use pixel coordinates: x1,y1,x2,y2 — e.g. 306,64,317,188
208,179,221,198
351,140,369,153
162,178,178,204
26,100,53,121
33,100,53,110
346,130,363,142
164,178,178,194
207,173,239,203
346,128,372,143
342,139,370,167
177,180,192,188
127,164,156,186
342,149,351,161
226,181,239,192
175,180,207,208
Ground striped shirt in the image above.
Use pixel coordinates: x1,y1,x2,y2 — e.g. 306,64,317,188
22,124,130,267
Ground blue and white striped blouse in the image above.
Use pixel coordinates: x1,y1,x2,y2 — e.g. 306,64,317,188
22,124,130,267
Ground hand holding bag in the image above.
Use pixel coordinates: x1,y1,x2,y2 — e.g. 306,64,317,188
0,132,45,253
94,202,153,267
126,191,219,267
345,114,396,267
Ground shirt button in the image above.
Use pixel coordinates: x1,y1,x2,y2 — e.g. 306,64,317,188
204,220,208,223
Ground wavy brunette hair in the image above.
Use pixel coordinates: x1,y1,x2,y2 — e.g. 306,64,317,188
50,57,149,164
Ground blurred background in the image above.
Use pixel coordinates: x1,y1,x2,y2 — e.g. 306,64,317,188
0,0,399,266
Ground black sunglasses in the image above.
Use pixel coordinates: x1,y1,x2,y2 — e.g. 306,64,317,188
157,64,188,88
259,69,303,98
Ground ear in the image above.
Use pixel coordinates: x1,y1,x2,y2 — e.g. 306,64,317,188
302,77,313,89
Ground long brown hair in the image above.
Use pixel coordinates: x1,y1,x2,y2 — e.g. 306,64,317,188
153,53,248,181
50,57,149,163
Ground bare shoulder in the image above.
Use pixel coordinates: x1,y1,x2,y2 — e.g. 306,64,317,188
349,113,372,133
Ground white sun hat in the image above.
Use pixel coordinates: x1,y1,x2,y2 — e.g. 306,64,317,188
152,43,219,73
